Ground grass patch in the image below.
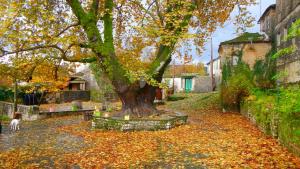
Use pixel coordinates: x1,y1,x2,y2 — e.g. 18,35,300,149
167,95,186,101
0,115,10,121
166,92,220,111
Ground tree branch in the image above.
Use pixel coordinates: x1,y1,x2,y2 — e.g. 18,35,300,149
154,0,164,26
54,22,80,37
0,45,58,57
89,0,100,17
0,44,96,63
67,0,103,47
103,0,114,49
147,3,196,76
132,0,158,25
66,0,88,24
140,0,156,27
67,0,131,89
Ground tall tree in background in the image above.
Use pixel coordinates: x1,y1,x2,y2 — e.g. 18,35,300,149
0,0,255,117
0,55,71,111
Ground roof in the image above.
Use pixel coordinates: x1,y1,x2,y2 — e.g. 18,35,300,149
69,76,86,83
258,4,276,23
163,64,204,78
206,57,220,65
220,32,268,45
181,73,199,77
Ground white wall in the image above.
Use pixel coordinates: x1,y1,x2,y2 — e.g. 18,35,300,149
207,58,222,77
163,78,183,92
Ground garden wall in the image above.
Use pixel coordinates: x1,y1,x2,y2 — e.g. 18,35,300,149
60,90,91,103
241,100,300,156
0,101,93,121
193,76,221,92
0,101,40,121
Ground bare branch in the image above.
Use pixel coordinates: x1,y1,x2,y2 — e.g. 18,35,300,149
0,45,59,57
140,0,156,27
132,1,158,25
154,0,164,26
47,44,96,63
0,44,96,63
54,22,80,37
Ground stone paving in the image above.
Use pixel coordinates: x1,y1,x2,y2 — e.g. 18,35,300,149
0,116,89,168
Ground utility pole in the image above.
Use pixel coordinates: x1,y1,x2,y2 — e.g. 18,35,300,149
210,36,215,91
172,59,175,93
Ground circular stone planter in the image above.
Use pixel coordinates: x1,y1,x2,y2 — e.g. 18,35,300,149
92,112,188,131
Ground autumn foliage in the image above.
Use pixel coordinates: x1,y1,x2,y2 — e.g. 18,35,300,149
0,93,299,168
0,0,256,116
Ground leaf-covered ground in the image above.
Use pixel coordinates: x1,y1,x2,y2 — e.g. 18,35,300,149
0,92,300,168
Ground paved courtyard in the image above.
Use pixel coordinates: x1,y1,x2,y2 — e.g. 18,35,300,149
0,93,299,168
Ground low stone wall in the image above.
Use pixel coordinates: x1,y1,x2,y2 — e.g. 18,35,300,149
92,112,188,131
0,101,40,121
38,109,94,119
241,101,300,156
60,90,91,103
0,101,94,121
241,101,279,137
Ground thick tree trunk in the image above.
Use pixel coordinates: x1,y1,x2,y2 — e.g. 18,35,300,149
116,84,160,118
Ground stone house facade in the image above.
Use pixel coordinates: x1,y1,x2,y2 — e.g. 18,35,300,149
274,0,300,83
163,73,217,93
218,32,272,69
258,4,277,37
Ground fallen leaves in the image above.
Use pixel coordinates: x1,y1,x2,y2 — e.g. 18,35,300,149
0,93,300,168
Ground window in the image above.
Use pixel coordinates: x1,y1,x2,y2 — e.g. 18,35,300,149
284,27,288,40
277,32,281,46
266,16,270,30
232,56,239,65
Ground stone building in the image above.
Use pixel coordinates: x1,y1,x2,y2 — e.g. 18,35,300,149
258,4,277,37
64,76,87,91
163,73,214,93
75,64,100,91
218,32,272,69
275,0,300,83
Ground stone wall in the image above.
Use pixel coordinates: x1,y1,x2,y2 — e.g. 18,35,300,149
219,42,272,69
276,0,299,24
0,101,40,121
241,100,300,156
60,90,91,103
275,1,300,83
0,101,95,121
193,76,221,93
92,112,188,131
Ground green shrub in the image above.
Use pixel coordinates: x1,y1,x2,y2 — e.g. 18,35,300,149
0,87,13,101
221,53,254,110
247,87,300,147
167,95,186,101
0,115,10,121
277,86,300,146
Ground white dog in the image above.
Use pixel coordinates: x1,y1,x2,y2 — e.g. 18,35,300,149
10,119,20,131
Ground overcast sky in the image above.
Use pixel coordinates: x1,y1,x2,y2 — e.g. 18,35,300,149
194,0,276,64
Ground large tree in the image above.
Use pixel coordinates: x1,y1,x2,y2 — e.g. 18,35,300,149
0,0,255,117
